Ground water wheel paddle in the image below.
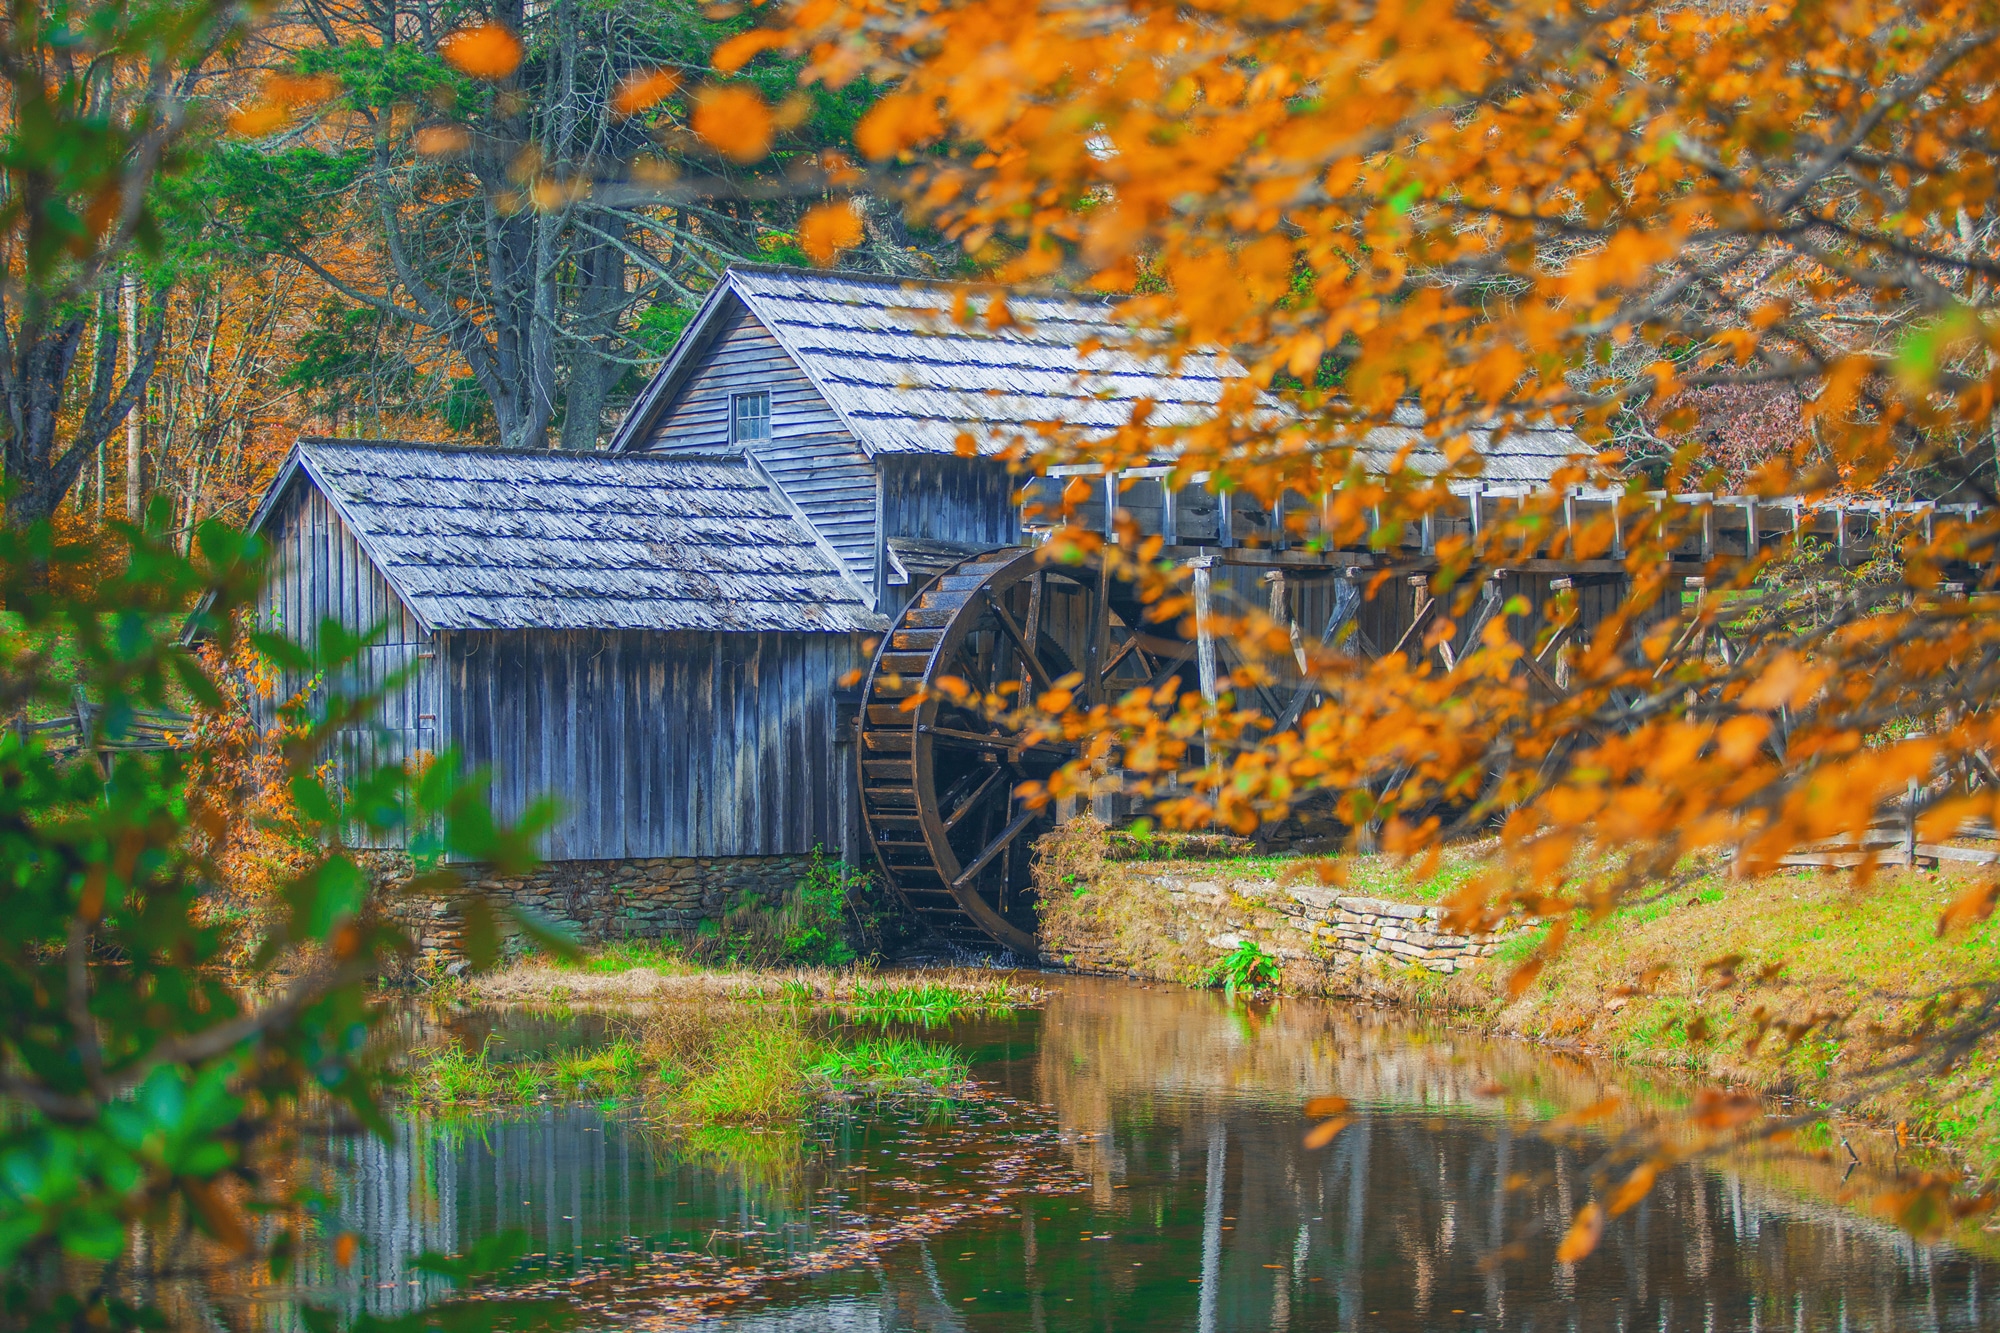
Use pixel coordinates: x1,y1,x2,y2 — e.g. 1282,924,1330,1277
856,547,1198,955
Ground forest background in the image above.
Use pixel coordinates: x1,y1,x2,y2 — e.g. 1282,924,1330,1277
11,0,937,552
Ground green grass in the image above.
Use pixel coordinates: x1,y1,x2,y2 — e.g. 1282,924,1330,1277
807,1036,968,1096
844,979,1027,1024
1447,865,2000,1179
408,1008,977,1125
668,1021,818,1123
556,940,699,975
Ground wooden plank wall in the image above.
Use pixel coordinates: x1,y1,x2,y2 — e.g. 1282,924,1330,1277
640,302,881,600
444,628,862,862
257,480,437,848
881,456,1020,546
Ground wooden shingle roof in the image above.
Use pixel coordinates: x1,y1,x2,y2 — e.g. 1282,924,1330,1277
259,440,884,634
612,265,1235,458
613,266,1591,483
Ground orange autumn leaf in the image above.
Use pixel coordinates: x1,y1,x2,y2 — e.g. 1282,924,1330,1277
612,68,681,118
1555,1202,1604,1264
1608,1161,1660,1215
1691,1088,1762,1130
854,92,942,160
1303,1116,1351,1149
1505,955,1544,998
440,23,524,80
1937,880,1999,936
692,85,774,162
1303,1094,1350,1119
799,201,865,264
227,103,290,138
413,125,471,156
712,29,788,74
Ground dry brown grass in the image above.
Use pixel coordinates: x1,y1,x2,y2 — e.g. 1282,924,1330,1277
468,960,1039,1007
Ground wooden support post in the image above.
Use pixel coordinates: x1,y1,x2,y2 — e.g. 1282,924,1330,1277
1217,491,1235,549
1273,492,1288,550
1266,570,1309,673
1906,778,1920,869
1469,485,1484,540
1563,489,1577,553
1421,510,1435,554
1192,557,1219,705
1701,500,1714,562
1162,481,1179,546
1104,471,1120,543
1745,497,1759,554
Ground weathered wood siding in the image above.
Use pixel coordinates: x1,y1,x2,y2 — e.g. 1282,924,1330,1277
881,455,1020,546
256,480,438,848
443,628,860,861
640,302,881,600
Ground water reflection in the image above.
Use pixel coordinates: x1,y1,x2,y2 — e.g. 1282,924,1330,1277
307,978,1995,1331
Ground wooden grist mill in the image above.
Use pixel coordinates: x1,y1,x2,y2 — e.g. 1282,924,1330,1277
234,265,1991,959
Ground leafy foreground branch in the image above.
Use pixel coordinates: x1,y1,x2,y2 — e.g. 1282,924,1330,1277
0,515,569,1333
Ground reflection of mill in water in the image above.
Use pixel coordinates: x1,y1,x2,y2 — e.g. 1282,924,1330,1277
297,983,1997,1331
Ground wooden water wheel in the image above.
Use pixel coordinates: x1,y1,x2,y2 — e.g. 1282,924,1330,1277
856,548,1198,955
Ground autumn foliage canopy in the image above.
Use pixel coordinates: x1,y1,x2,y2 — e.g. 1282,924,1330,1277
669,0,2000,945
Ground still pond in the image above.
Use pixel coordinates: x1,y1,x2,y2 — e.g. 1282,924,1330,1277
300,977,1994,1332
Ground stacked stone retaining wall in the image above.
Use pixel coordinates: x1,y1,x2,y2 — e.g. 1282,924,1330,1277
366,853,815,964
1040,867,1515,989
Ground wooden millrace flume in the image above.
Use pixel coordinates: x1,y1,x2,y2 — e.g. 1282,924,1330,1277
857,548,1198,956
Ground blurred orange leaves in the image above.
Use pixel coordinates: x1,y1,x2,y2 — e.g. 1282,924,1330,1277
612,68,681,118
799,201,864,263
440,23,523,80
692,85,773,161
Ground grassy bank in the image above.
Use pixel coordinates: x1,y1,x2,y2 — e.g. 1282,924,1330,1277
410,1005,972,1122
1425,864,2000,1180
467,953,1041,1016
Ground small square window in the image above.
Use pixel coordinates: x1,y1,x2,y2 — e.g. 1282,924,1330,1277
731,391,771,443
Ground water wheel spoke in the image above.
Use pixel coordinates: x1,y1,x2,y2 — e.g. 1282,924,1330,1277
951,803,1041,889
942,768,1007,832
1102,631,1147,680
1146,641,1197,688
985,591,1057,693
924,722,1071,762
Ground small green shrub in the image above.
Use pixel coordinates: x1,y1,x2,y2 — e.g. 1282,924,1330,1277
809,1036,967,1097
669,1019,817,1123
1204,938,1282,994
416,1038,507,1105
848,978,1023,1024
551,1038,647,1098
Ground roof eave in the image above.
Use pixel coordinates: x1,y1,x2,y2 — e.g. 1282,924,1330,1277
607,280,746,454
291,445,440,636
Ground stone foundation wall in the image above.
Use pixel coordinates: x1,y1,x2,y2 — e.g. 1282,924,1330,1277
367,853,817,962
1040,867,1515,989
